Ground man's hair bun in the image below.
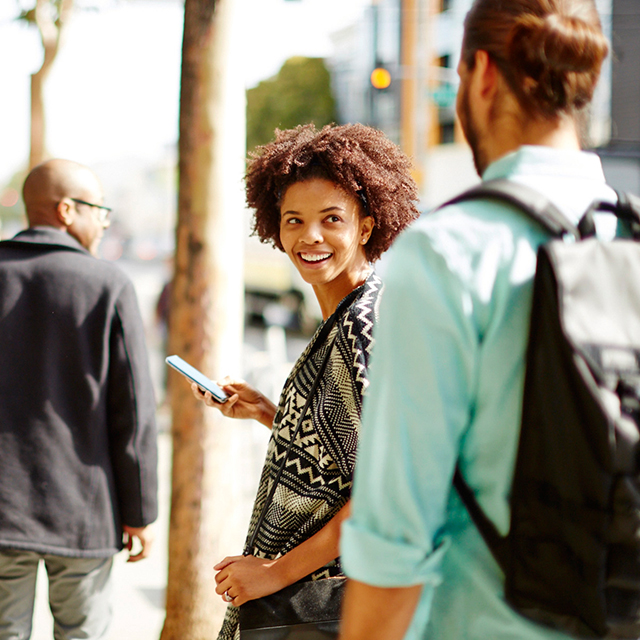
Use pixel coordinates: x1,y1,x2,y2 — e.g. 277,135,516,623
506,12,609,116
461,0,609,119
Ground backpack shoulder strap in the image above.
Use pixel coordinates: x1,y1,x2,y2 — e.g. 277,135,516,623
442,179,580,239
453,467,510,573
614,191,640,239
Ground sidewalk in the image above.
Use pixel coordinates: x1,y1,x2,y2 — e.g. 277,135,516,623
30,429,171,640
30,405,274,640
27,260,303,639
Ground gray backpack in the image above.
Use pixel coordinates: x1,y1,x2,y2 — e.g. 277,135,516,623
449,180,640,638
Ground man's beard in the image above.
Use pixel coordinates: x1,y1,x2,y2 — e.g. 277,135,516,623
458,82,489,177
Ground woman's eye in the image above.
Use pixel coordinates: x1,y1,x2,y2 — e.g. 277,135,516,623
326,215,341,223
285,217,301,224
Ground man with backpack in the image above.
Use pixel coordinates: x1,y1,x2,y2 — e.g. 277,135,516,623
338,1,640,639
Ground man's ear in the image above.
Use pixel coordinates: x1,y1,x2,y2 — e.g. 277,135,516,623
56,198,75,227
471,50,500,102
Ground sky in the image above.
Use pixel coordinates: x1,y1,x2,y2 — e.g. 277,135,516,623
0,0,371,185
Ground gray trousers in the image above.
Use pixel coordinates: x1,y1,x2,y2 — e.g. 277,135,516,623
0,550,113,640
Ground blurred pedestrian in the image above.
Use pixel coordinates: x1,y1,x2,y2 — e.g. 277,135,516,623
191,123,420,640
0,159,158,640
339,1,612,639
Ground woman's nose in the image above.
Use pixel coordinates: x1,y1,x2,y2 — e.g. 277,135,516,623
299,223,323,244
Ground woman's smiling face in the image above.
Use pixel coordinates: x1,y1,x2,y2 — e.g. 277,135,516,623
279,178,373,299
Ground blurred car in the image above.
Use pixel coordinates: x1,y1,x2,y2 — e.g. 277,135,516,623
244,233,322,335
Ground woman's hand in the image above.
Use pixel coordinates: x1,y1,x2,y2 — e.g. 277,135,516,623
214,554,287,607
190,377,277,428
214,503,352,607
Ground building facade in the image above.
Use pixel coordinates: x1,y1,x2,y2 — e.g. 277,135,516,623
598,0,640,195
329,0,621,208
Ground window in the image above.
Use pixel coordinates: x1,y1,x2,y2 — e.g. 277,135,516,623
440,122,455,144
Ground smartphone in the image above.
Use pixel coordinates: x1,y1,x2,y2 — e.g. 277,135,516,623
165,355,229,403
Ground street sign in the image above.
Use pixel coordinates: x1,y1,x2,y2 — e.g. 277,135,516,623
429,83,457,108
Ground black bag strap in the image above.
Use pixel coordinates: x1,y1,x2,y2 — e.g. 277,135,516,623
444,179,640,242
443,179,580,239
448,180,640,575
445,179,575,574
585,191,640,240
453,467,510,573
446,180,580,573
245,318,340,555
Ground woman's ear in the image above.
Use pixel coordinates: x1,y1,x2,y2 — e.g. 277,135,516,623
360,215,374,245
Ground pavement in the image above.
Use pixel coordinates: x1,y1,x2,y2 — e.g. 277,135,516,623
30,427,171,640
30,400,277,640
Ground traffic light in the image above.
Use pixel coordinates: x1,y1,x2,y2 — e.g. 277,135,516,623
370,67,391,90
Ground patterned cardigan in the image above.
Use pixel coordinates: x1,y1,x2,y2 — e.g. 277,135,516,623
218,272,383,640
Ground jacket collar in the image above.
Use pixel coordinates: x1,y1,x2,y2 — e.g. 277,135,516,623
3,227,91,256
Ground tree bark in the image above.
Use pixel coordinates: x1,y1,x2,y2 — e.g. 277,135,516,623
161,0,246,637
30,71,47,169
29,0,73,169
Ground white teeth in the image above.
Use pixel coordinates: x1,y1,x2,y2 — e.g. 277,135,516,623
301,253,331,262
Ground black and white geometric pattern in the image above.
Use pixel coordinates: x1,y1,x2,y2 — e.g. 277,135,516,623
218,272,382,640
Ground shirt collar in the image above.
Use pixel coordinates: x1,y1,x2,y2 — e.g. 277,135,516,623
7,227,90,255
483,145,607,184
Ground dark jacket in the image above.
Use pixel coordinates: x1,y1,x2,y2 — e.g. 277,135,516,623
0,227,158,558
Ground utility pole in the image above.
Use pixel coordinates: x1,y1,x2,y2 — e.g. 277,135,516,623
400,0,419,163
369,0,381,127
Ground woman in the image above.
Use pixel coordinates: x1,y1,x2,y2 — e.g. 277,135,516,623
194,123,419,640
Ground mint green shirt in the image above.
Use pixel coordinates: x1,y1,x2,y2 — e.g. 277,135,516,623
341,146,617,639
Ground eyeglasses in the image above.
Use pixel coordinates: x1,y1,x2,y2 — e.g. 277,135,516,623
70,198,112,224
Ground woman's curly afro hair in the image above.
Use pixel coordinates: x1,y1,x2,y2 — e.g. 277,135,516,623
245,123,420,262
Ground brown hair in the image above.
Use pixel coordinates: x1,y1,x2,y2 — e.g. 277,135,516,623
461,0,609,119
245,123,420,262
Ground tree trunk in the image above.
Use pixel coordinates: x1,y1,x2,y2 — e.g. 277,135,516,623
29,0,74,169
30,71,47,169
161,0,246,637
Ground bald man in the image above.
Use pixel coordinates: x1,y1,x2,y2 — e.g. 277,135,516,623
0,160,158,640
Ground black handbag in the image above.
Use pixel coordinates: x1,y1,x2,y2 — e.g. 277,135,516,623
239,577,344,640
239,320,345,640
